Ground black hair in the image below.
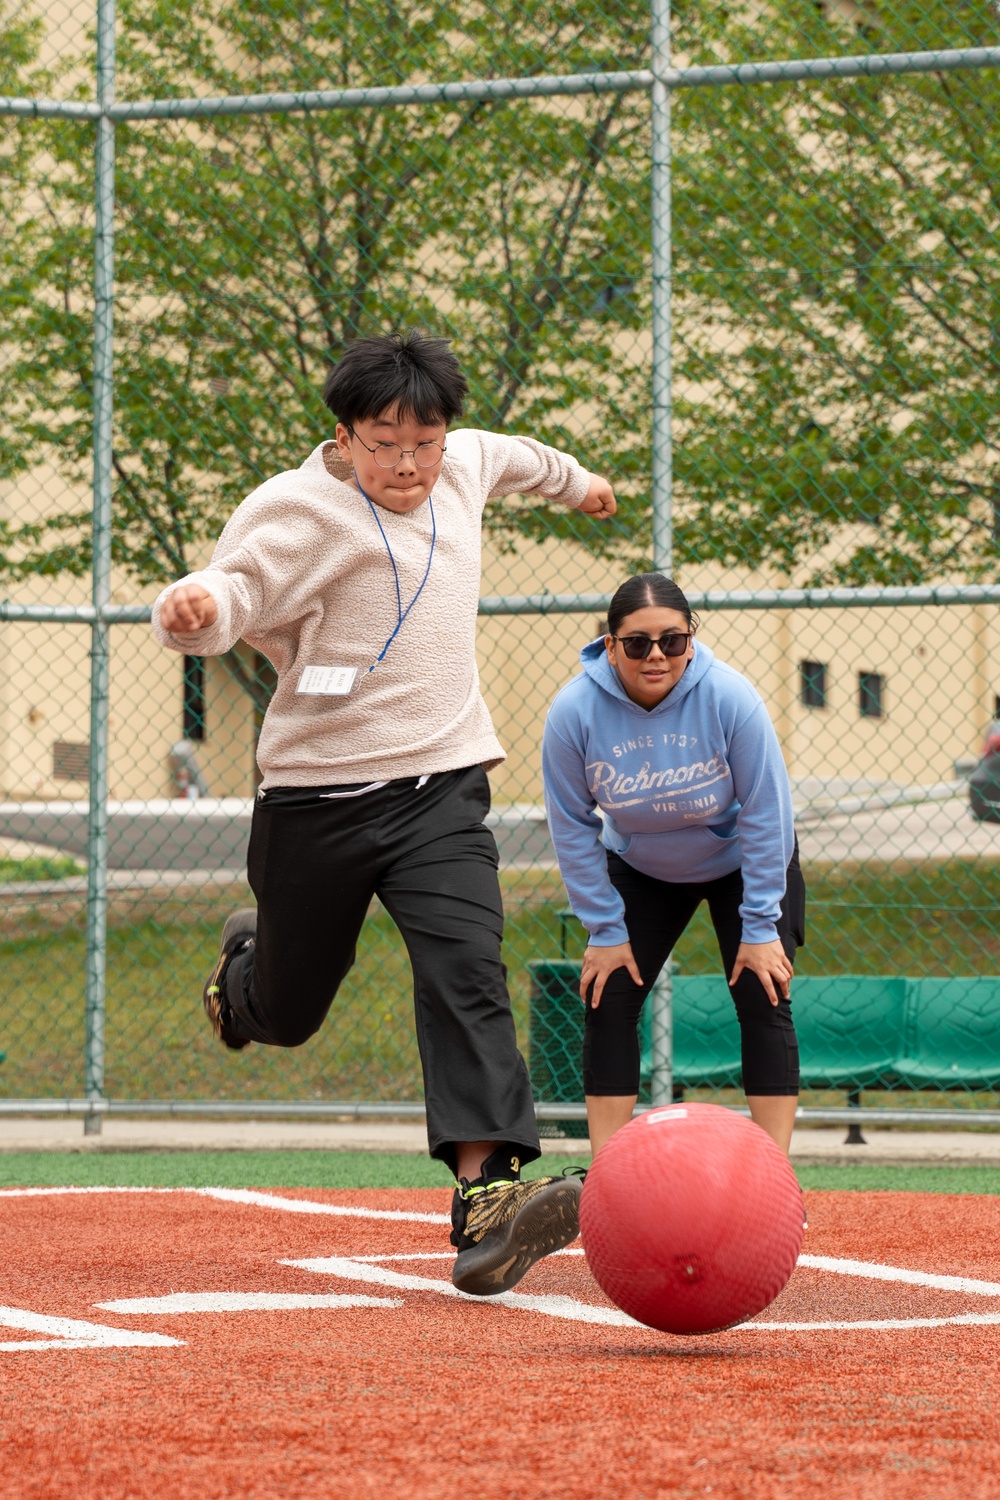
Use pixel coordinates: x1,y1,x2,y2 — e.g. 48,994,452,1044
322,330,467,428
607,573,696,635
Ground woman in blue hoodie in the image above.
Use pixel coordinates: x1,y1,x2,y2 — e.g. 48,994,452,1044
542,573,803,1158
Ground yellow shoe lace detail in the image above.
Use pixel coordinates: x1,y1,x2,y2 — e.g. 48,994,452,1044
203,956,228,1033
460,1177,559,1245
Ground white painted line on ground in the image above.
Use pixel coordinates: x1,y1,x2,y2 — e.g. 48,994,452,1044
741,1312,1000,1332
284,1255,641,1327
352,1252,455,1262
0,1186,176,1198
0,1304,183,1352
798,1254,1000,1299
290,1255,1000,1335
0,1184,451,1224
8,1185,1000,1328
351,1248,587,1263
194,1187,451,1224
96,1291,402,1315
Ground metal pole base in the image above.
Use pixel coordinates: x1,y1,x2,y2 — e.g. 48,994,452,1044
83,1112,102,1136
844,1088,866,1145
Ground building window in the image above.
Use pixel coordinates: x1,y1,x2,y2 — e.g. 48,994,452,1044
800,660,827,708
859,671,884,719
182,655,206,741
52,741,90,781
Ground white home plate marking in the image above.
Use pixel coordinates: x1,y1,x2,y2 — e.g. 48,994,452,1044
0,1304,182,1352
97,1292,402,1315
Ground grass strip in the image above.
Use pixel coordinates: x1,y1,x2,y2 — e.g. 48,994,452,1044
1,1151,999,1195
0,1150,455,1190
796,1163,1000,1195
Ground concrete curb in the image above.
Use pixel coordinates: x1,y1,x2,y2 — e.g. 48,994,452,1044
1,1119,999,1163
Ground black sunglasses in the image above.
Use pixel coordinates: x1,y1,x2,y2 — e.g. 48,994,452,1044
612,632,692,660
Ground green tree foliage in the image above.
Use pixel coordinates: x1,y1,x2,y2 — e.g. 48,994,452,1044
672,0,1000,584
3,0,1000,611
0,2,43,490
2,0,648,626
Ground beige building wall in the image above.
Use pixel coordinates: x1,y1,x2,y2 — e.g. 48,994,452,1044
2,460,997,805
477,538,998,806
692,601,990,788
10,7,987,807
2,520,996,806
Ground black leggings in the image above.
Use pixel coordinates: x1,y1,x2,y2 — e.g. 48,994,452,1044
583,848,805,1098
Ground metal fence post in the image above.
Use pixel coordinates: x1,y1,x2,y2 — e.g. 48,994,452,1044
649,0,674,1107
83,0,117,1136
650,0,673,579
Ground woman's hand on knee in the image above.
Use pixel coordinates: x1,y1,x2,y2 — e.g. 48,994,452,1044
580,942,643,1009
729,940,793,1007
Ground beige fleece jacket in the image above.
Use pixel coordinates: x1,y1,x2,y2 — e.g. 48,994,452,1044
152,429,590,787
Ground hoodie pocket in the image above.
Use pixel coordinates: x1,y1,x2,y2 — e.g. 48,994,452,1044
703,819,738,842
613,824,743,881
601,820,633,857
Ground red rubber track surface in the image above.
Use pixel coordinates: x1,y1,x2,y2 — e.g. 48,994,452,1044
1,1188,998,1499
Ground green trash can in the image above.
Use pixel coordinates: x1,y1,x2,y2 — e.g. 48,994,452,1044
527,958,655,1136
527,960,588,1137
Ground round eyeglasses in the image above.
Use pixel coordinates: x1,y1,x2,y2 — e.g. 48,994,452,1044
612,632,692,660
349,429,446,469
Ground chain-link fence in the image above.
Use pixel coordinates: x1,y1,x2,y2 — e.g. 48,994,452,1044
2,1,1000,1133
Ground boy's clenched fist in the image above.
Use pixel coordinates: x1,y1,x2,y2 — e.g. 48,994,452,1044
160,583,218,633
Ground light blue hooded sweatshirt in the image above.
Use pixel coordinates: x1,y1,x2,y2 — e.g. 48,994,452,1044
542,638,795,947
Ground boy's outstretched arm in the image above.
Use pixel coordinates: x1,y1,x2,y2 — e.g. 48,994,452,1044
153,488,327,655
471,430,616,520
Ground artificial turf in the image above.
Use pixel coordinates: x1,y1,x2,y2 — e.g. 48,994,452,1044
1,1149,999,1195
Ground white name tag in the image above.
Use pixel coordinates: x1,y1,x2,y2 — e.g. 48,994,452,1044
296,665,358,697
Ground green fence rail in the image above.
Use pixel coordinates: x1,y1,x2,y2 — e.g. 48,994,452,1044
1,1,1000,1134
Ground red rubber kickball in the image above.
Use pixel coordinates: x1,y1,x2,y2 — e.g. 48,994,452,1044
580,1103,804,1335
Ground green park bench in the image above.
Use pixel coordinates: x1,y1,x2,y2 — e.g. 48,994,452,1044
527,962,1000,1130
893,978,1000,1091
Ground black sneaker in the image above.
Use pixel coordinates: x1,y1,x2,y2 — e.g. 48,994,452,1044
450,1149,582,1296
202,909,256,1051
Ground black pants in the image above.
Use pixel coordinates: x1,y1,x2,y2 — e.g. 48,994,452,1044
584,848,805,1098
224,766,540,1174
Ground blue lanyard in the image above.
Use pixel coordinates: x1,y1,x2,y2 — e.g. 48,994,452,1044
355,475,437,671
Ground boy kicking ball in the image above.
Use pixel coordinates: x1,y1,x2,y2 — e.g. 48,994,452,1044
153,330,616,1295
